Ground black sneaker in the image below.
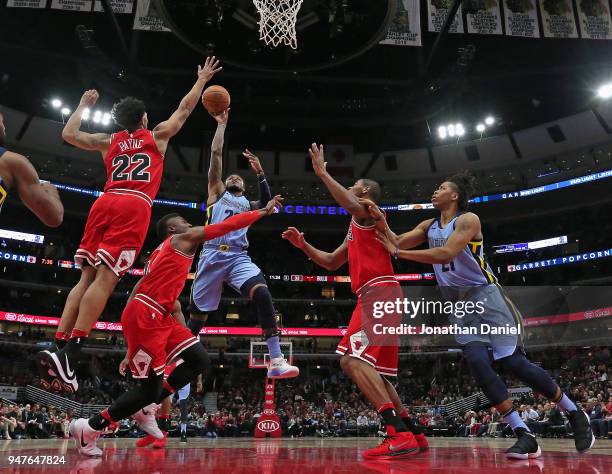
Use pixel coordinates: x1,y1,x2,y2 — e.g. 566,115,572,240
566,409,595,452
506,428,541,460
36,349,78,394
180,432,187,443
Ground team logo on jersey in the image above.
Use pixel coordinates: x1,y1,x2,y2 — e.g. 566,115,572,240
350,330,369,355
131,348,153,377
115,249,136,273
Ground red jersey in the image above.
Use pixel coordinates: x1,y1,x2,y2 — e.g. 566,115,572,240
103,129,164,206
346,219,396,295
134,237,193,315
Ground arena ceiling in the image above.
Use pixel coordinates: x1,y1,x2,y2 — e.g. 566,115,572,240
1,0,612,152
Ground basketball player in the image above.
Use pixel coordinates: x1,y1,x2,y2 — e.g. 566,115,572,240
371,170,595,459
188,108,297,379
70,195,282,457
38,57,223,393
281,143,426,460
0,112,64,225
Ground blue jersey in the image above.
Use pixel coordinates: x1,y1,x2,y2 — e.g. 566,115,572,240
428,213,497,287
204,190,252,248
0,147,7,213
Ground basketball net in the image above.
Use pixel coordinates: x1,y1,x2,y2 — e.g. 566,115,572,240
253,0,304,49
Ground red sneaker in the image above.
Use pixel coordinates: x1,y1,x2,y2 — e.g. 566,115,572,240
362,430,419,460
414,433,429,452
152,432,168,449
136,434,156,448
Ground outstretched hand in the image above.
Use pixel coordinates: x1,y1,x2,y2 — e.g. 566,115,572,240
243,149,264,174
118,357,129,376
198,56,222,82
263,195,283,215
79,89,99,108
309,143,327,177
209,107,230,124
282,227,306,249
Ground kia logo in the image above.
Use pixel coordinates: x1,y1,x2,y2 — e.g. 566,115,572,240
257,420,279,432
5,313,16,321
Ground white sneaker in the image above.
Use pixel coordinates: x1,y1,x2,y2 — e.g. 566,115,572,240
69,418,102,457
267,357,299,379
133,403,163,440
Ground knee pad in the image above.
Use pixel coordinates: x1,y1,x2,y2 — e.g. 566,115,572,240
251,285,278,332
499,350,558,399
462,344,508,405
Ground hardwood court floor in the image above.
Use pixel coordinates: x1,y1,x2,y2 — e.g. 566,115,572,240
1,436,610,473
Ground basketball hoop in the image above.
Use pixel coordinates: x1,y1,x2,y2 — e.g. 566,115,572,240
253,0,304,49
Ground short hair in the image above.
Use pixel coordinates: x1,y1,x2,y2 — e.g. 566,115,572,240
361,178,381,202
111,97,146,132
446,170,477,211
156,213,180,240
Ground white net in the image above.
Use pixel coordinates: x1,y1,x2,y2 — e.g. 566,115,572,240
253,0,304,49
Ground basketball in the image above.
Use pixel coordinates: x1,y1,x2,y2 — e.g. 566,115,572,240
202,85,230,114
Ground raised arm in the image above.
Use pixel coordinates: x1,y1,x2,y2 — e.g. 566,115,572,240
309,143,369,219
377,213,481,264
282,227,348,271
207,109,229,201
3,152,64,227
173,196,282,253
243,149,271,210
153,56,222,147
61,90,110,153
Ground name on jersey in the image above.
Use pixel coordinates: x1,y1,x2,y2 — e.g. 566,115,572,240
118,138,144,152
429,237,447,248
220,196,250,212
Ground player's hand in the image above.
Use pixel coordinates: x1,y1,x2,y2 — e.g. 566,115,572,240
198,56,223,82
263,195,283,215
79,89,99,108
196,380,204,394
209,107,230,125
119,357,129,376
376,230,397,255
309,143,327,177
282,227,306,249
243,149,263,175
359,198,384,221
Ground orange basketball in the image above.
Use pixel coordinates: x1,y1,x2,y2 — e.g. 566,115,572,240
202,85,230,114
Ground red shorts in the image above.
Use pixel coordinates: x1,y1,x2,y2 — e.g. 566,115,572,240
122,298,199,379
336,280,402,377
75,192,152,277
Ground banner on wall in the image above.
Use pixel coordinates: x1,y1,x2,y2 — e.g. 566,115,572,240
380,0,422,46
576,0,612,39
50,0,92,11
503,0,541,37
427,0,465,33
93,0,133,13
539,0,579,38
133,0,171,31
0,386,18,401
466,0,503,35
6,0,47,7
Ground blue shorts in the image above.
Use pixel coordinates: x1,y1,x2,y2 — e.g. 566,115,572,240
448,284,524,360
191,249,262,312
177,383,190,401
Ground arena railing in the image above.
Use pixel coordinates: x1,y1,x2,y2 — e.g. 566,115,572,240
25,385,108,418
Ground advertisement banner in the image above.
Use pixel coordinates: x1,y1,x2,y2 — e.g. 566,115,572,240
93,0,133,13
576,0,612,39
539,0,579,38
503,0,541,37
0,386,18,401
380,0,422,46
6,0,47,7
133,0,171,32
50,0,92,11
428,0,465,33
466,0,503,35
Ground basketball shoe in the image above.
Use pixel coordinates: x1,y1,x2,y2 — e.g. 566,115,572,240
414,433,429,452
267,357,299,379
506,428,541,459
362,428,419,460
36,349,78,393
69,418,102,457
566,408,595,452
133,403,164,440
